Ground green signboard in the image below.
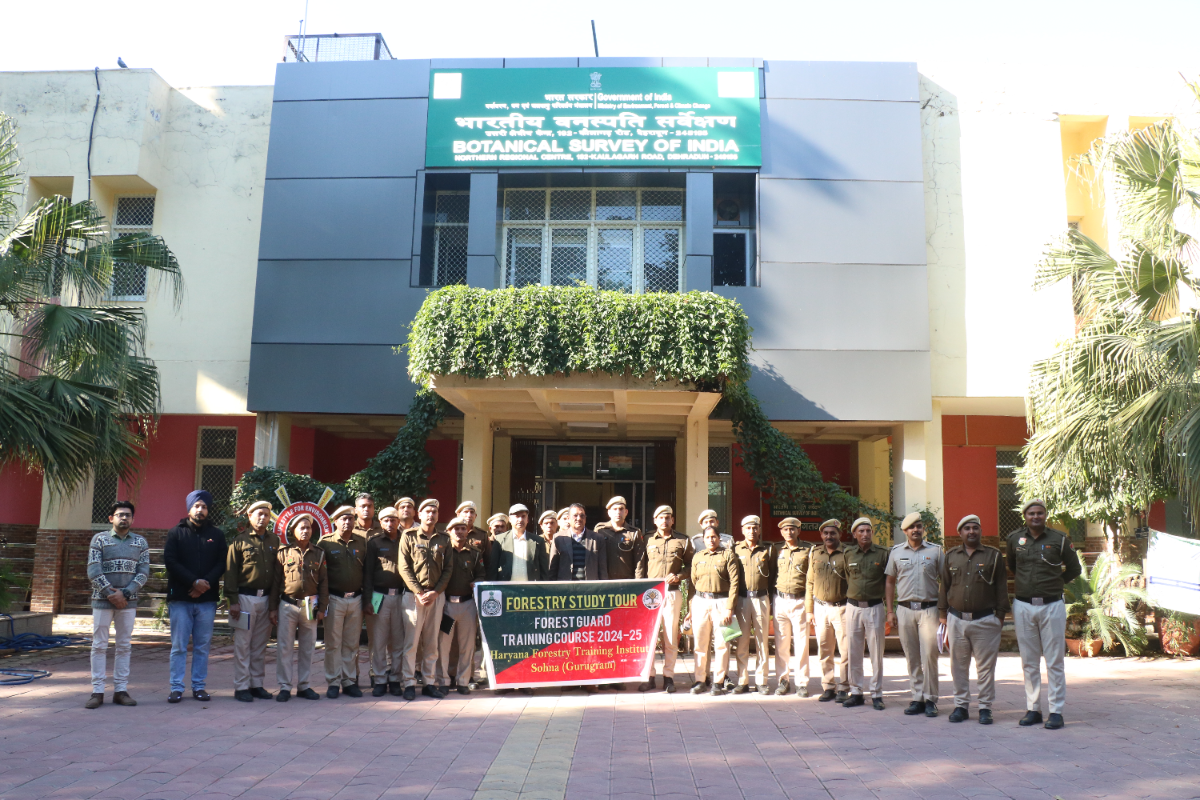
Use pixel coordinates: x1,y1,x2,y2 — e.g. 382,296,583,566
426,67,761,168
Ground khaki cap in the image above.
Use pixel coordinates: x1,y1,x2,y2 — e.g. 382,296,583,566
778,517,802,529
446,516,471,531
486,513,508,527
850,517,873,532
557,508,571,519
653,505,674,519
901,511,923,530
1020,499,1047,515
957,514,982,531
245,500,272,516
509,503,529,515
395,497,416,509
819,518,842,532
330,505,354,522
537,510,558,525
378,506,400,520
741,515,761,527
456,500,477,514
606,496,628,510
418,498,439,512
698,509,719,525
289,513,315,529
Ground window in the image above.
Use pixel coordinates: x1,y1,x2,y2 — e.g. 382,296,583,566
432,192,469,286
109,196,155,300
996,448,1025,535
196,427,238,525
501,188,684,293
708,445,732,534
712,173,756,287
91,471,119,525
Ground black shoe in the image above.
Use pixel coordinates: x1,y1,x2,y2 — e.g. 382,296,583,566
798,684,810,698
276,690,291,702
732,684,749,695
234,689,253,703
690,681,706,694
925,700,938,718
723,680,735,693
249,687,273,700
774,679,791,696
415,670,424,685
327,685,340,699
835,691,849,704
449,678,457,689
904,700,924,715
842,693,864,708
457,686,471,696
818,689,837,702
421,685,443,699
1019,710,1043,727
192,689,211,702
612,682,626,691
948,706,968,723
469,681,481,691
168,691,183,704
297,688,320,700
663,677,676,694
756,684,770,694
710,685,726,696
403,686,416,701
388,682,403,697
1044,713,1064,730
638,677,657,692
978,709,993,725
872,698,886,711
372,684,387,697
518,687,534,696
344,684,363,698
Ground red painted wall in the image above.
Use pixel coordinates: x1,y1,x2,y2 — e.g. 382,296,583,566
732,442,855,544
943,446,1000,537
1149,501,1166,531
123,415,257,529
425,439,460,512
289,426,315,476
0,463,43,525
943,415,1027,447
312,431,391,485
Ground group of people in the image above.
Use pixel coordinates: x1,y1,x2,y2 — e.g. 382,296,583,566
85,490,1081,729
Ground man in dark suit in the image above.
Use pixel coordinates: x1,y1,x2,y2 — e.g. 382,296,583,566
490,504,550,582
549,503,608,581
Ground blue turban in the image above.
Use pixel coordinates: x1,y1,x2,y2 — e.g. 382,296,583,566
187,489,214,512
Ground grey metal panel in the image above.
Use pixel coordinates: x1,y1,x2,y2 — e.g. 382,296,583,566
708,57,756,67
467,173,499,257
505,58,579,68
273,60,430,101
259,178,415,260
248,343,417,414
431,58,504,69
251,261,424,344
265,99,428,179
685,172,713,257
748,349,931,421
763,61,918,102
760,99,922,182
717,263,929,351
411,170,426,259
685,255,712,293
578,57,663,68
467,254,498,290
662,57,708,67
758,179,925,265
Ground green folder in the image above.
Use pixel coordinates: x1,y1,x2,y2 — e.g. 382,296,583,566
372,592,385,614
719,618,743,643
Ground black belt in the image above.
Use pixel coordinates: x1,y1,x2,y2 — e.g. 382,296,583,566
695,591,727,600
900,600,938,610
331,591,360,599
847,598,883,608
1016,595,1062,606
238,588,267,597
447,595,472,603
776,591,805,600
948,607,994,621
739,590,769,598
815,599,846,607
280,595,313,606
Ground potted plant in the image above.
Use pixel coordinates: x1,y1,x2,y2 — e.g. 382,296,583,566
1156,610,1200,656
1063,552,1148,657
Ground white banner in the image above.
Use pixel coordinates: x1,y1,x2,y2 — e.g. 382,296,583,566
1145,530,1200,615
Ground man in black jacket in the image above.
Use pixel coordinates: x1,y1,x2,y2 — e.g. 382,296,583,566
164,490,228,703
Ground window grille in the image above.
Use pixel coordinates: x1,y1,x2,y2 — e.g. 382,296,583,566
501,188,684,293
708,445,731,475
197,427,238,524
91,471,119,525
996,448,1026,534
432,192,469,286
109,196,155,300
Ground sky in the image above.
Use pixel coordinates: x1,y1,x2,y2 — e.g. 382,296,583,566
4,0,1200,90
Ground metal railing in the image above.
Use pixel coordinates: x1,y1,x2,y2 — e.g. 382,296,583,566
282,33,393,63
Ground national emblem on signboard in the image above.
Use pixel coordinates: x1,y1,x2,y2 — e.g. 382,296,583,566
641,587,663,611
480,590,503,617
589,72,602,90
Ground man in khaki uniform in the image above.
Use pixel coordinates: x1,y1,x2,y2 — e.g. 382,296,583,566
399,498,452,700
1008,499,1081,730
807,519,850,702
595,495,644,581
940,514,1009,725
440,516,486,696
269,515,328,701
773,517,811,697
689,528,741,696
886,511,944,717
363,507,405,696
318,505,366,698
225,500,279,702
843,517,890,710
636,505,694,693
395,497,417,536
733,515,773,694
353,492,383,540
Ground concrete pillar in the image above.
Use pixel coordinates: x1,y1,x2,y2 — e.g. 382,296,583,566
856,438,892,511
491,435,512,516
891,403,945,542
926,400,945,535
466,172,500,288
254,412,291,469
685,172,714,292
32,476,94,612
682,412,709,538
462,413,494,520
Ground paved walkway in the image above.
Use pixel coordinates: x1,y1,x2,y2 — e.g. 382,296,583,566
2,641,1199,800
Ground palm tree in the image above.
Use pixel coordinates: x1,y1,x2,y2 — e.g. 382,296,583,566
0,112,182,499
1017,92,1200,554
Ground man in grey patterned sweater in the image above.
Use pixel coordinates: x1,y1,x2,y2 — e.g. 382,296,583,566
86,501,150,709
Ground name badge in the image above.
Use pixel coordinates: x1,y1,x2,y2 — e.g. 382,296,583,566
1032,597,1045,606
1019,537,1027,545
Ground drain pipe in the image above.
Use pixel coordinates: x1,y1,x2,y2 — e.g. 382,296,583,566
87,67,99,200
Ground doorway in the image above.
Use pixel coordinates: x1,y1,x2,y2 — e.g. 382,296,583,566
512,442,660,531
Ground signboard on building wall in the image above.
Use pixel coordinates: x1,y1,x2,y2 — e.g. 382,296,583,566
425,67,762,168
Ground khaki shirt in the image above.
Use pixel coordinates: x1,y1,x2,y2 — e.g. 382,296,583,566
594,522,644,580
399,526,452,595
270,544,328,613
444,544,486,599
732,540,773,594
774,543,811,595
224,530,279,599
845,543,890,601
1006,527,1082,599
467,526,492,576
317,532,367,595
636,530,693,584
940,545,1009,615
885,540,943,603
363,533,404,598
353,520,384,541
690,547,742,611
806,545,848,613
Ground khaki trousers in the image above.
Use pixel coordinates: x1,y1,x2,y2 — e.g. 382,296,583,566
438,598,478,687
692,596,732,684
276,600,317,692
948,613,1002,710
232,594,271,691
1013,599,1067,714
368,592,405,685
844,602,886,698
323,595,363,688
735,595,771,686
402,591,444,687
813,601,848,691
772,595,810,686
651,588,684,679
897,604,939,702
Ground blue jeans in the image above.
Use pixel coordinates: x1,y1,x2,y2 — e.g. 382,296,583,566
169,601,217,692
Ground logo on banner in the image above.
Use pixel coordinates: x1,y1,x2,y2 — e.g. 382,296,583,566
480,590,503,617
589,72,602,90
641,587,663,611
